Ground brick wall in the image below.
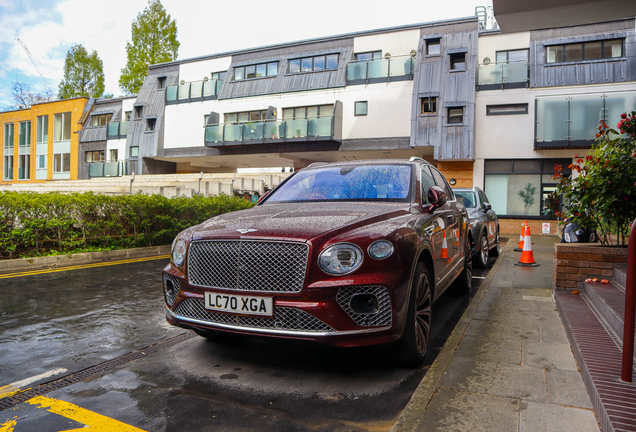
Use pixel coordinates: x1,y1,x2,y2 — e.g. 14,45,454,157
500,218,560,236
553,243,628,292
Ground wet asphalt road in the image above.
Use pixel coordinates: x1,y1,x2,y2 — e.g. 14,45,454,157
0,246,503,432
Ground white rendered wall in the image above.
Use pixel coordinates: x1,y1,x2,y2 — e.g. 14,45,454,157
106,138,126,161
353,30,420,57
179,57,233,82
477,31,530,63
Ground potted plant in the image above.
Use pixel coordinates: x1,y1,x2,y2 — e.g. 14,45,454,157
553,111,636,247
296,128,302,138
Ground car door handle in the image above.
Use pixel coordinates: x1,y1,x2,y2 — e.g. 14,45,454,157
446,215,455,221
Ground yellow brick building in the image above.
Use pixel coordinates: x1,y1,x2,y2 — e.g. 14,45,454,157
1,98,88,184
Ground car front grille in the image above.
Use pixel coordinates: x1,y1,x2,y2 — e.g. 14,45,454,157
336,286,392,327
187,240,309,293
174,298,334,333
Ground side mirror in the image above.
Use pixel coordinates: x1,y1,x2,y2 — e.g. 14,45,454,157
427,186,447,209
483,202,492,211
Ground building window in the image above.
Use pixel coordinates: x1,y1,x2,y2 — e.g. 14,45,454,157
484,158,571,219
234,62,278,80
85,150,105,163
53,112,71,178
450,53,466,70
157,76,166,89
426,39,441,56
496,49,529,63
486,103,528,116
124,111,132,121
3,123,14,180
421,97,438,114
282,105,334,119
211,71,227,81
356,51,382,61
130,146,139,158
134,106,143,119
18,121,31,180
289,54,339,73
146,118,156,131
35,115,48,180
91,113,112,127
109,149,118,161
53,112,71,142
354,101,368,116
225,110,268,124
447,107,464,124
546,39,623,63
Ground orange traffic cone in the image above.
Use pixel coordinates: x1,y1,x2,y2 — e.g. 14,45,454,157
454,228,460,248
515,226,539,267
514,221,526,251
440,231,449,259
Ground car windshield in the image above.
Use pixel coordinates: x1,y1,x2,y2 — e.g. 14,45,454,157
266,164,412,202
455,191,477,208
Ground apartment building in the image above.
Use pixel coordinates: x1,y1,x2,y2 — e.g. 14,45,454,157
1,98,88,184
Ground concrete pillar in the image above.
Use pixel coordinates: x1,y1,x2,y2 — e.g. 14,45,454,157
160,186,165,197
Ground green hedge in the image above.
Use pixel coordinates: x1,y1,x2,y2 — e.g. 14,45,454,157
0,191,255,259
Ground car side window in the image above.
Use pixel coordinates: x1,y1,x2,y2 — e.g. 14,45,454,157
479,191,489,209
430,167,454,200
421,165,436,204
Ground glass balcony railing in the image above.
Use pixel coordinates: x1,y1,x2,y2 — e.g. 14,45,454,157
106,121,129,139
166,79,224,103
205,117,334,145
477,60,529,87
346,55,415,82
88,160,128,178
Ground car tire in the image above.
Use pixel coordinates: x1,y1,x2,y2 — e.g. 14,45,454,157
452,234,473,296
489,229,501,257
475,232,489,268
396,261,432,367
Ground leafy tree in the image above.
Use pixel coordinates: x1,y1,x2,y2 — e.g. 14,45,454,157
8,81,55,110
553,113,636,246
118,0,179,95
58,44,105,99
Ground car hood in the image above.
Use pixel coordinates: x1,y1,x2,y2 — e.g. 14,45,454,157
467,208,482,220
192,201,411,242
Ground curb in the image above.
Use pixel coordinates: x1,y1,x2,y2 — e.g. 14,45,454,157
0,245,172,274
391,240,509,432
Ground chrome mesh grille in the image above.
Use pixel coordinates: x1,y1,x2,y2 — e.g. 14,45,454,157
163,273,181,305
188,240,309,293
336,286,392,327
174,298,334,333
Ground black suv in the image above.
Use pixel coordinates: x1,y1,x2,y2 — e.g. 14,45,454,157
453,187,500,267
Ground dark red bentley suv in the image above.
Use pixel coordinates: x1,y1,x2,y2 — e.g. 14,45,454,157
163,158,472,366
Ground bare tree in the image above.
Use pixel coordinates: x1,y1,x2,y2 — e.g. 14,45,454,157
8,81,56,110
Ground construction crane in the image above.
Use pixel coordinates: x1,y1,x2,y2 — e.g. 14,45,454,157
15,38,53,93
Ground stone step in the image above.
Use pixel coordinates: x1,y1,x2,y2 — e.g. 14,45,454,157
585,281,636,348
556,291,636,432
615,265,627,292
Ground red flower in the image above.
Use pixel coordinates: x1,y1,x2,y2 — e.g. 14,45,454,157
621,113,627,119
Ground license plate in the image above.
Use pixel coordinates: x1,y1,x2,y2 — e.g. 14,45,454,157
204,292,273,317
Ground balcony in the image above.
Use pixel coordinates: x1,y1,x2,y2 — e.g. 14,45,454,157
88,160,129,178
106,121,129,140
477,60,529,90
166,79,223,105
346,55,415,85
205,116,337,147
534,92,636,149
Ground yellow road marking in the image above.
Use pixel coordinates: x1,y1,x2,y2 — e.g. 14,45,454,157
0,255,170,280
0,396,147,432
0,386,22,399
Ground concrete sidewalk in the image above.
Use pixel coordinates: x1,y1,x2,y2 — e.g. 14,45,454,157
393,236,600,432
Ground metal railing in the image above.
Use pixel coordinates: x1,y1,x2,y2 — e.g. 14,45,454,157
166,79,224,103
622,217,636,382
346,55,415,81
477,60,529,86
106,121,129,140
205,116,334,144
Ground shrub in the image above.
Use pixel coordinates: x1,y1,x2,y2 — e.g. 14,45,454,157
0,192,254,259
553,111,636,246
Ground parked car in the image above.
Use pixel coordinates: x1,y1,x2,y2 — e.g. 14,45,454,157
163,158,473,366
453,187,500,267
561,215,598,243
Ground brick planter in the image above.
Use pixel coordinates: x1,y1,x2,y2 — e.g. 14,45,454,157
554,243,628,292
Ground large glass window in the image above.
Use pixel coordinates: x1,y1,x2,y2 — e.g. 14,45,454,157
289,54,338,73
484,159,571,218
53,112,71,179
234,62,278,80
18,121,30,180
496,49,528,63
546,39,623,63
54,112,71,142
3,123,14,180
225,110,268,124
36,115,48,180
91,113,112,127
426,39,441,56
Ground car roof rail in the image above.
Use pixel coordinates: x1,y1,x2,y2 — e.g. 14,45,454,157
307,162,329,168
409,157,425,162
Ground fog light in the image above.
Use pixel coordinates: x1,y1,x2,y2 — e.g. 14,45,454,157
349,294,379,315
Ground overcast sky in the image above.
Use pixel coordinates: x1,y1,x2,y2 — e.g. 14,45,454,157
0,0,493,109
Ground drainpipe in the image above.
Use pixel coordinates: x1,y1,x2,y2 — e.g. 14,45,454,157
198,172,203,195
129,171,135,195
622,218,636,382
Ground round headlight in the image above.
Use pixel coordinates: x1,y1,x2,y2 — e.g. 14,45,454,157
318,243,364,275
173,239,186,267
368,240,394,260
